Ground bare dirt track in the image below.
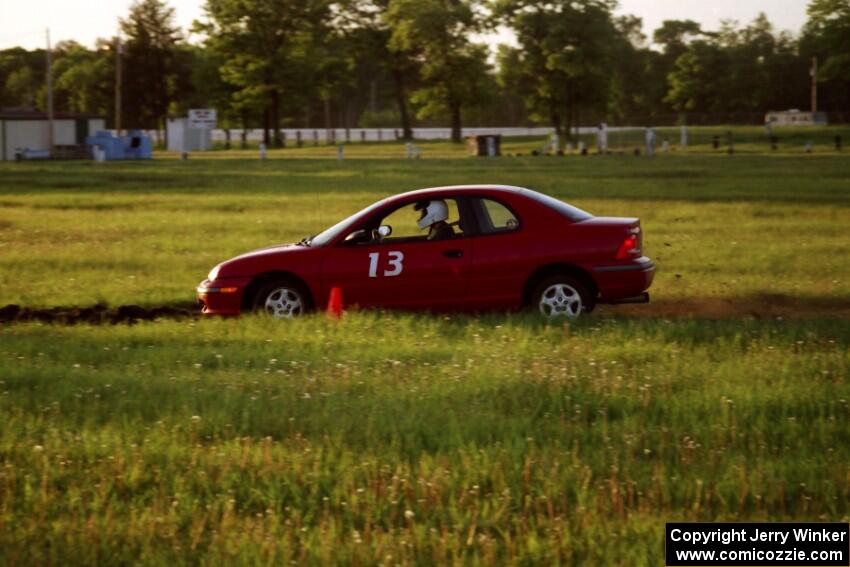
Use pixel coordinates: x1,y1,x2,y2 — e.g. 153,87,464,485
0,303,199,325
601,294,850,320
2,293,849,325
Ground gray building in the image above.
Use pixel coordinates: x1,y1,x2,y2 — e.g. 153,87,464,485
0,109,105,160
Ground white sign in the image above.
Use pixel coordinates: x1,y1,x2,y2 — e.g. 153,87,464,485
188,109,217,130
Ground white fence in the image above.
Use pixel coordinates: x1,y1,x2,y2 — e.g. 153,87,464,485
114,126,646,146
211,127,562,143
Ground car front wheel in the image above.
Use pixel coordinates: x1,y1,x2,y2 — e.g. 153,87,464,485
533,276,593,320
253,279,309,319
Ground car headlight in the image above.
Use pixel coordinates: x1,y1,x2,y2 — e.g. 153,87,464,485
208,264,221,281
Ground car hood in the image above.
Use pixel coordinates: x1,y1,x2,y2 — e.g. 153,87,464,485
217,243,310,277
232,243,299,260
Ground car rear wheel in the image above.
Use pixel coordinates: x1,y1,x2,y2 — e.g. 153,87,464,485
252,279,309,319
533,276,593,320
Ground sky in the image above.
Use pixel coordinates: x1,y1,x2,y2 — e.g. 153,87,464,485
0,0,811,51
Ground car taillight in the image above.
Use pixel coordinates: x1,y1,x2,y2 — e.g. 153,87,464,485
616,229,641,259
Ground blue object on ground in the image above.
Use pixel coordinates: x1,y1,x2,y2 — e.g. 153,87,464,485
85,130,152,160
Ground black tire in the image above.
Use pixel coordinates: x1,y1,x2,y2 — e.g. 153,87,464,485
252,278,311,318
531,275,594,320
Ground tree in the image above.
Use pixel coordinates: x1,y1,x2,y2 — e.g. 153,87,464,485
174,45,243,147
495,0,618,138
801,0,850,109
665,14,811,117
0,47,44,109
198,0,344,146
664,40,729,113
52,41,114,117
494,45,530,126
653,19,703,58
4,67,39,109
607,15,654,122
717,14,808,113
346,0,420,139
120,0,182,137
387,0,490,142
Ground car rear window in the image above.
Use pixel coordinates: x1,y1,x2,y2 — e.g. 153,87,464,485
471,197,520,234
521,189,592,222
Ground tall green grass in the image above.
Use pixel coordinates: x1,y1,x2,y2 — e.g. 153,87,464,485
2,150,849,564
2,314,848,564
1,155,849,309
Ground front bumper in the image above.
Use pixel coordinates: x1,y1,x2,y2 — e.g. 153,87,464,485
196,277,252,315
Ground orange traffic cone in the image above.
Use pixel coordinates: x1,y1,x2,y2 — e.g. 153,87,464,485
327,286,344,319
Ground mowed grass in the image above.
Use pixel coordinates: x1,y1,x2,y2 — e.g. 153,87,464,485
1,148,850,564
1,153,849,310
2,315,849,564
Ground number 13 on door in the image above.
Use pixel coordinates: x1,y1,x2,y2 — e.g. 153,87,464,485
368,251,404,278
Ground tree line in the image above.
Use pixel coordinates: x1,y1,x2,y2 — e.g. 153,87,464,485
1,0,848,144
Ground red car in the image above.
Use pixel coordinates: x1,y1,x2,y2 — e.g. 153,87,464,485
197,185,654,319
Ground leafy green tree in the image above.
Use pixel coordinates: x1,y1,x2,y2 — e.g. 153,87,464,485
494,45,531,126
52,41,113,117
717,14,807,113
387,0,489,142
198,0,344,146
4,67,39,109
346,0,420,139
495,0,618,138
653,19,703,59
172,45,243,147
664,40,729,113
665,14,811,117
120,0,183,134
0,48,44,109
607,15,656,122
763,30,809,111
801,0,850,109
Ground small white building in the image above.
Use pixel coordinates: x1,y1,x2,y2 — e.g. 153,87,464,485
765,109,828,126
166,118,212,152
0,109,105,160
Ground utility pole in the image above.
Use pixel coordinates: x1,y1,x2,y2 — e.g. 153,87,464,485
45,28,54,153
811,56,818,113
115,33,123,136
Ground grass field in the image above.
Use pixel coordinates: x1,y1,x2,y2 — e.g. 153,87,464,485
1,152,849,312
1,143,849,564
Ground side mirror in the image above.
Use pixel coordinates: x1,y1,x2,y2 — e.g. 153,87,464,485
376,225,392,238
344,229,371,244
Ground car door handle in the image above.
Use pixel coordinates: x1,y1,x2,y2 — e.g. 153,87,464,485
442,249,464,258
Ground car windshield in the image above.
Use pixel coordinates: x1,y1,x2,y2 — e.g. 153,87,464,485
521,188,593,222
309,197,391,247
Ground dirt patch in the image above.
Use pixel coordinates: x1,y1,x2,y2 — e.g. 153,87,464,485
602,294,850,319
0,302,199,325
3,293,848,325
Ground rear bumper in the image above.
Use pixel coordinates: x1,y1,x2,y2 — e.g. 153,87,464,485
592,257,655,302
196,277,251,316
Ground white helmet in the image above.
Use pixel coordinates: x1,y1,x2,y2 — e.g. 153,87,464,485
416,199,448,230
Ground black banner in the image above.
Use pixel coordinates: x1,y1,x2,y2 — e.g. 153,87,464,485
666,523,849,566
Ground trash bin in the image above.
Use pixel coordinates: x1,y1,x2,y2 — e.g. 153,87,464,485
466,135,501,157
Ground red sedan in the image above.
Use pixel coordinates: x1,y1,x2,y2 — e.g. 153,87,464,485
197,185,655,319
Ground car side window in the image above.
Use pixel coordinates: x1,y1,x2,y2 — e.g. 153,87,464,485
379,204,423,240
375,198,464,243
473,198,520,234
